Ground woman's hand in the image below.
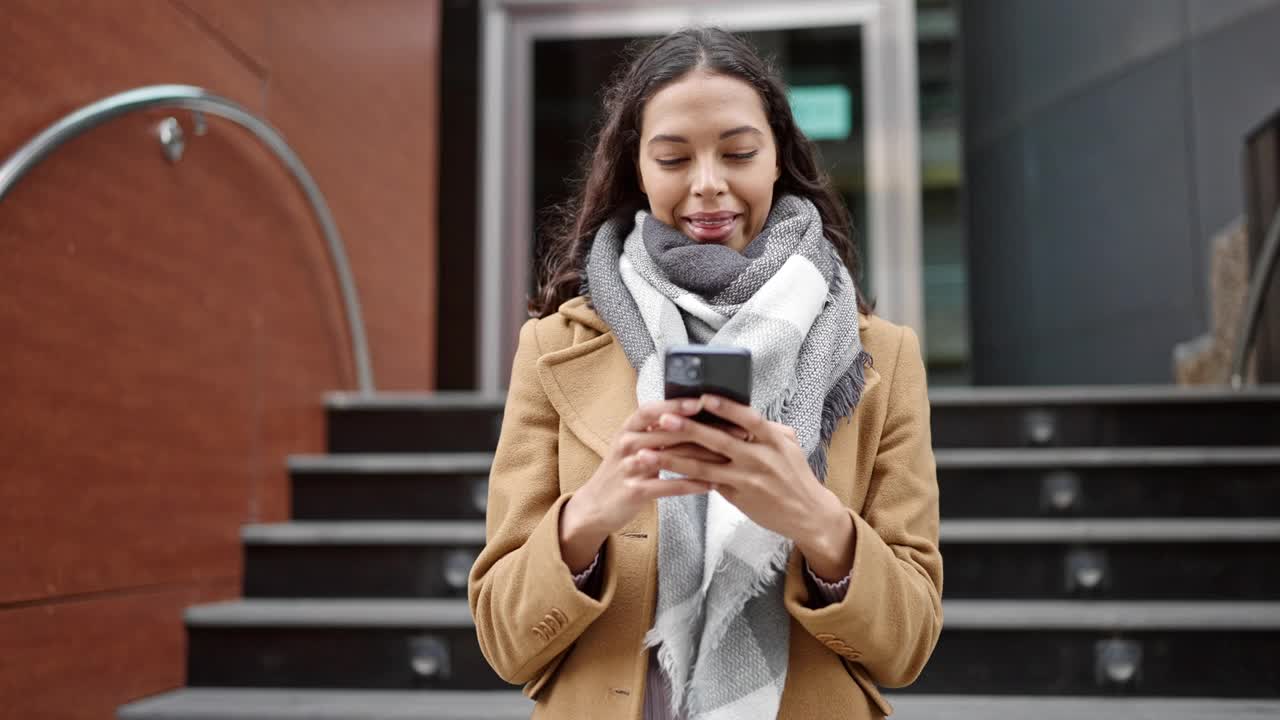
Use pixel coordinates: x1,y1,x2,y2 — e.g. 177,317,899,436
651,395,856,581
559,398,714,573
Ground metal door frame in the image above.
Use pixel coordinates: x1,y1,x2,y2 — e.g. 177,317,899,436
479,0,922,393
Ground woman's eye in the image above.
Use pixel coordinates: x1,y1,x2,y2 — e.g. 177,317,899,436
726,150,759,161
655,158,686,167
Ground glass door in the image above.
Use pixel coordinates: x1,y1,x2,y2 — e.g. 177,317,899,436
479,1,922,393
531,26,868,289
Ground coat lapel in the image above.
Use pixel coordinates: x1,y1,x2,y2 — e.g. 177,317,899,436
536,299,637,459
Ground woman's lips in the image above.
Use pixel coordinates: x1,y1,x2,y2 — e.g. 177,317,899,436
683,212,740,243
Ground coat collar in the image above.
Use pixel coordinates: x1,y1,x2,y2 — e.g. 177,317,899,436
537,296,877,459
535,299,633,458
558,296,609,333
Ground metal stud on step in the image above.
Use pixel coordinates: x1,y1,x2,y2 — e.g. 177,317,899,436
408,635,452,679
1095,637,1141,687
1065,548,1109,593
443,549,476,590
1024,409,1057,446
1040,470,1082,513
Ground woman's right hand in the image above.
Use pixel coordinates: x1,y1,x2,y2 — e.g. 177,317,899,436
559,398,714,573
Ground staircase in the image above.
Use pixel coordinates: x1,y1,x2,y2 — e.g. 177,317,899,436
119,387,1280,719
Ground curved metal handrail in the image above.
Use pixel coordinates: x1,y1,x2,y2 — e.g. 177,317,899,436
1231,206,1280,389
0,85,374,394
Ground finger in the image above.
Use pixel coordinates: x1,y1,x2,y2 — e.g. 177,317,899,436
624,398,703,432
657,411,741,457
700,395,769,440
631,476,714,499
615,429,712,456
770,421,800,446
663,442,732,464
654,451,737,488
621,450,660,478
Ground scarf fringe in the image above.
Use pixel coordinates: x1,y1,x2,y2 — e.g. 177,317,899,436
646,611,698,718
807,350,873,482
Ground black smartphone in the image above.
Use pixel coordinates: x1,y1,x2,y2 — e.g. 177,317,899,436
663,345,752,429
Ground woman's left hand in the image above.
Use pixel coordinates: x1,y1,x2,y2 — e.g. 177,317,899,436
652,394,856,580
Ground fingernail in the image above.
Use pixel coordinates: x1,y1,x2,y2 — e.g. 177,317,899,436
681,399,698,413
660,414,683,430
703,395,721,409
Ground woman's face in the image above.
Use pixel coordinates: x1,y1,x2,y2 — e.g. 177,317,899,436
637,71,780,253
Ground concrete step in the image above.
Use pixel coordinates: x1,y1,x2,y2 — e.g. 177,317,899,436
936,447,1280,518
324,387,1280,453
942,519,1280,599
242,521,484,599
288,453,494,521
289,447,1280,520
118,689,531,720
325,393,505,455
185,599,499,691
927,385,1280,449
118,688,1280,719
184,599,1280,695
241,519,1280,600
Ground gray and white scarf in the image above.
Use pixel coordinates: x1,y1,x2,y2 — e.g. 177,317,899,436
584,195,872,719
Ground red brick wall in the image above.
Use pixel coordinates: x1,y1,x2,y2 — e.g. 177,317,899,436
0,2,440,716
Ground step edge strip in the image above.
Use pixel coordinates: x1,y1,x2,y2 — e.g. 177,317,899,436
939,519,1280,543
183,599,1280,630
935,447,1280,467
242,521,488,545
237,519,1280,545
288,453,495,474
324,387,1280,408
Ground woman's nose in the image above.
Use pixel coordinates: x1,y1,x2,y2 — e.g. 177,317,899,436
691,159,727,198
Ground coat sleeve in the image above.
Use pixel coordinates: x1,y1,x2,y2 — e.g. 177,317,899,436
784,326,944,688
467,318,618,690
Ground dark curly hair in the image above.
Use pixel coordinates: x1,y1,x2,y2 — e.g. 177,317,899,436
530,26,871,318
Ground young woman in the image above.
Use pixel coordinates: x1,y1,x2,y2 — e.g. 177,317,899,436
469,27,942,720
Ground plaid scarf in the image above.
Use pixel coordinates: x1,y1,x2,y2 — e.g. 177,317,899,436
584,195,870,719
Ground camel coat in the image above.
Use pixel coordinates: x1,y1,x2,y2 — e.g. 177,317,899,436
468,296,943,719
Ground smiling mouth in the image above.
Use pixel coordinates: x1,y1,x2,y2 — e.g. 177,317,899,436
682,212,741,242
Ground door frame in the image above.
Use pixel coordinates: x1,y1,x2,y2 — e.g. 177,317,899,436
478,0,922,393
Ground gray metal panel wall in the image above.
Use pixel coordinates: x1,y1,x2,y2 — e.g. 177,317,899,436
961,0,1280,384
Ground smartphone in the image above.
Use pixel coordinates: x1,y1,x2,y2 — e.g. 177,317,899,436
663,345,752,429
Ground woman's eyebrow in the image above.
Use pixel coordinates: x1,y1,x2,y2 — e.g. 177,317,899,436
718,125,763,140
647,125,764,145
